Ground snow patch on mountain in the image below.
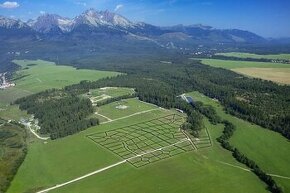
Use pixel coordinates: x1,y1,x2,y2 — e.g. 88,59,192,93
0,16,27,29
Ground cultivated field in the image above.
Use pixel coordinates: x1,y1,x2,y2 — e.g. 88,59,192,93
216,52,290,61
197,58,290,84
8,89,269,193
186,91,290,192
233,67,290,84
198,58,290,69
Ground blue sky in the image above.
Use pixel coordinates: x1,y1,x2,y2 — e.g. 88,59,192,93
0,0,290,38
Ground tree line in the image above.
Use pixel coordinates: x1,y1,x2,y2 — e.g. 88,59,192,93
15,91,99,139
217,121,282,193
64,56,290,140
191,101,283,193
96,93,137,106
21,54,290,140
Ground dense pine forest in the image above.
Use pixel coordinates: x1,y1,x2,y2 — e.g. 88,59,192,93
63,57,290,140
15,90,99,139
14,56,290,140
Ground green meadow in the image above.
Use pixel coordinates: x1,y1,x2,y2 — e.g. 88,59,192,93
8,93,269,193
3,59,287,193
0,104,29,121
96,98,158,120
185,91,290,192
0,59,121,121
216,52,290,61
0,60,120,104
196,58,290,69
89,87,135,98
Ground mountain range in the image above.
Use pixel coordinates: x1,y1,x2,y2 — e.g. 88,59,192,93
0,8,270,47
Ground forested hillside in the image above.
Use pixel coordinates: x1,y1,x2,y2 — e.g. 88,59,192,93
15,55,290,140
64,58,290,139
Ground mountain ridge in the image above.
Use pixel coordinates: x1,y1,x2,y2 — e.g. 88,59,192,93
0,9,270,45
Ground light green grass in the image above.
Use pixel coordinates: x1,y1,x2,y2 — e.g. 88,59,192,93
216,52,290,61
7,109,174,193
186,91,290,192
8,93,269,193
96,98,158,120
89,87,135,98
0,87,33,104
13,60,120,92
196,58,290,69
49,118,267,193
9,109,267,193
53,152,266,193
0,59,120,104
0,104,29,121
90,113,110,123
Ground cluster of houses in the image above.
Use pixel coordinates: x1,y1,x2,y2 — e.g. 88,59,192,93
0,73,15,89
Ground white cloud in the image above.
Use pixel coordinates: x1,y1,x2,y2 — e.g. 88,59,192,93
114,4,123,12
0,1,20,9
40,11,46,15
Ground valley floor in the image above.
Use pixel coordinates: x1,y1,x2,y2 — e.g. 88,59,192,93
8,92,273,193
2,59,290,193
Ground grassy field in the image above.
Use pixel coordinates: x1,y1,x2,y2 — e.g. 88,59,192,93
7,109,172,192
233,68,290,84
0,59,121,121
216,52,290,61
96,98,158,120
0,123,27,193
8,96,268,193
196,58,290,84
0,59,120,104
85,87,135,106
197,58,290,69
0,87,33,104
48,119,267,193
185,91,290,192
89,87,135,98
0,104,29,121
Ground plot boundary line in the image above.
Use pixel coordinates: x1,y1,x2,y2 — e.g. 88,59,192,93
87,114,195,167
101,108,161,124
94,112,112,121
